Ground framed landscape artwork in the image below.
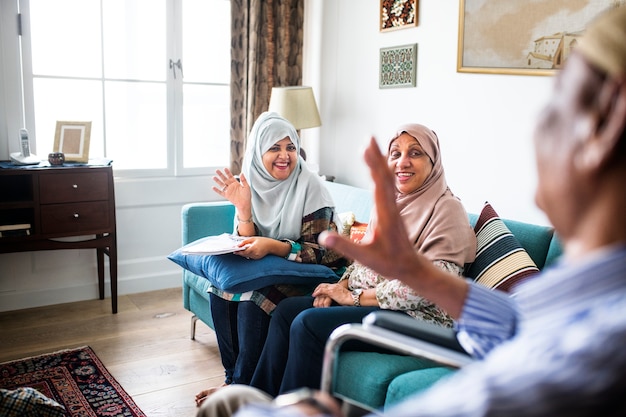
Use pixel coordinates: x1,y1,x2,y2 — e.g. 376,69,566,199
457,0,622,76
380,0,418,32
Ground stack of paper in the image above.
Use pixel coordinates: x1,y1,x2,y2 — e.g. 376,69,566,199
182,233,251,255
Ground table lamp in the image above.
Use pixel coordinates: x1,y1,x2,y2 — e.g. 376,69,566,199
268,86,321,129
268,86,321,160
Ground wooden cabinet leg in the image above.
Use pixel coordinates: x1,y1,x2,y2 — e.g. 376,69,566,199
109,238,118,314
97,246,105,300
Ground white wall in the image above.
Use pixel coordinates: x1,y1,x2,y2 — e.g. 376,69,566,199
310,0,554,226
0,0,555,312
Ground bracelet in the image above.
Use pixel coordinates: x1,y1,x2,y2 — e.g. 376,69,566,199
283,239,301,261
236,214,253,224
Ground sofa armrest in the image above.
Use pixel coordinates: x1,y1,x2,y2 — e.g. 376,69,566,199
321,311,474,396
181,201,236,244
362,311,467,353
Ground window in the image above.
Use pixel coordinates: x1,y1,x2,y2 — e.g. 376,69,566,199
20,0,230,176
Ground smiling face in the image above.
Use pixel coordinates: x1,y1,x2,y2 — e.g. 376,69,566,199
387,133,434,194
262,136,298,180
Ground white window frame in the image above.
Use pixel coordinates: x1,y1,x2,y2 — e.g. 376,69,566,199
5,0,230,179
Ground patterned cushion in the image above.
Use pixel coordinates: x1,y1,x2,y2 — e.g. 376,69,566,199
0,387,66,417
465,202,539,292
337,211,368,242
349,222,368,242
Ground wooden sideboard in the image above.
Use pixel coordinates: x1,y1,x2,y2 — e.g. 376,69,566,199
0,164,118,313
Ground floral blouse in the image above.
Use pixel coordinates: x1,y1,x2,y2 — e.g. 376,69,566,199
341,259,464,328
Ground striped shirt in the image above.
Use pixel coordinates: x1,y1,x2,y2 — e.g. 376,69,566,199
389,244,626,416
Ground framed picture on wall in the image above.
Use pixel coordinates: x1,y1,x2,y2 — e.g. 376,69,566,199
379,43,418,88
53,121,92,162
457,0,620,75
380,0,418,32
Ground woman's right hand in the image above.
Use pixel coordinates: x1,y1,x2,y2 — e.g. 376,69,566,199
212,168,252,212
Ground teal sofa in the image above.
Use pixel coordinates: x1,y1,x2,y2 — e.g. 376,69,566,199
180,182,373,338
180,181,562,410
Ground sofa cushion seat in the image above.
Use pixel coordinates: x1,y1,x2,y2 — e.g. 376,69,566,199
335,351,444,410
384,367,456,409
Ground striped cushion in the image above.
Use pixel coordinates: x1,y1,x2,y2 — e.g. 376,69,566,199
465,202,539,292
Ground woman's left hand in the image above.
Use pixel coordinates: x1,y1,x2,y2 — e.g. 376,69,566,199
312,283,352,306
233,237,281,260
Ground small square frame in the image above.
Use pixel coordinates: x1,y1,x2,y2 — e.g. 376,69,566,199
53,121,92,162
380,0,418,32
379,43,418,89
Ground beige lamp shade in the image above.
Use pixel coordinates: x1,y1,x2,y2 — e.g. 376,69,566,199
268,86,321,130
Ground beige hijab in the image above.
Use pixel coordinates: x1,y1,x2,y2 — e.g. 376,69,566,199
369,124,476,267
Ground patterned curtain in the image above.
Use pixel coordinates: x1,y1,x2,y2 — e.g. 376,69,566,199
230,0,304,173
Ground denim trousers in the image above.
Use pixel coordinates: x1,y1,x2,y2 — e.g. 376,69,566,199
209,293,271,385
250,296,385,396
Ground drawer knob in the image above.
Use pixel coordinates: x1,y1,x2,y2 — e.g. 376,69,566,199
73,213,80,218
72,184,78,189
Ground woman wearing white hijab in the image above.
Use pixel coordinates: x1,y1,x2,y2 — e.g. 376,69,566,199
196,112,345,405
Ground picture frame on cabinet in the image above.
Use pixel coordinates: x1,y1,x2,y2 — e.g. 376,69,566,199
53,121,92,162
380,0,418,32
457,0,620,76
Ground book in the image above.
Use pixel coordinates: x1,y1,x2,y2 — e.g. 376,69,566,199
181,233,251,255
0,223,31,237
0,223,31,231
0,229,31,237
0,224,31,237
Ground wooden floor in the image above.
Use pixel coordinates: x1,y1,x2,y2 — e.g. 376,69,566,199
0,287,224,417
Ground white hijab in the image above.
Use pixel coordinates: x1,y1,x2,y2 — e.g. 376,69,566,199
242,112,335,240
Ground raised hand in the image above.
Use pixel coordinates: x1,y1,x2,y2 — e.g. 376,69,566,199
212,168,252,214
318,137,467,319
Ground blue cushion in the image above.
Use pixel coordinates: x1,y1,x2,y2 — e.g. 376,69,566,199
168,248,339,293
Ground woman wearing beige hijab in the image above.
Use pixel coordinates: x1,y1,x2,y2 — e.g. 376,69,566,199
240,123,477,397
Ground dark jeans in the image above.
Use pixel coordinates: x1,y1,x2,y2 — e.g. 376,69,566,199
209,293,271,385
250,296,383,396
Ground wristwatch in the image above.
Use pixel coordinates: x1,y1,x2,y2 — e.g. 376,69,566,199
351,288,363,307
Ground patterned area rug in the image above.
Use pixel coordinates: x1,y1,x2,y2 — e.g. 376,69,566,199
0,346,146,416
